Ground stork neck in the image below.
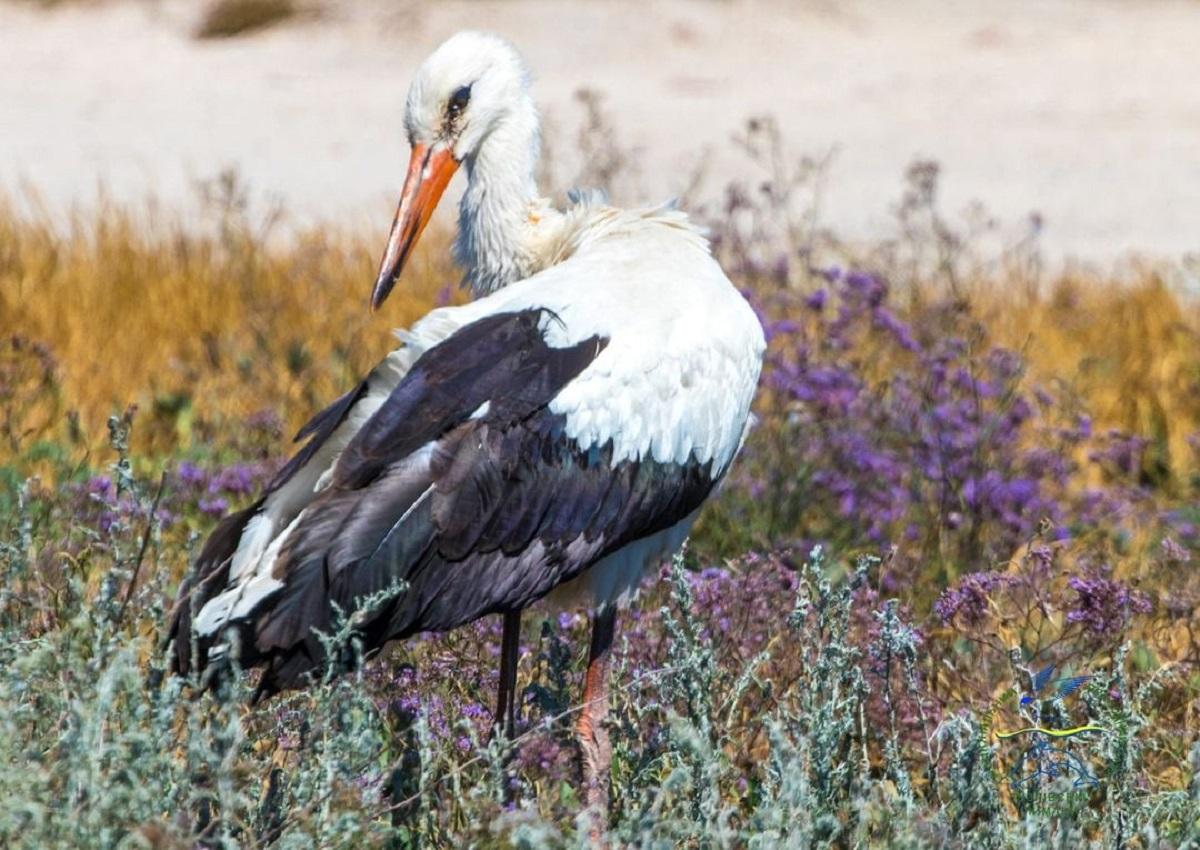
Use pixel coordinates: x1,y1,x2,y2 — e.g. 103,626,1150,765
456,102,540,297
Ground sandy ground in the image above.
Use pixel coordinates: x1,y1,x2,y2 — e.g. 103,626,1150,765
1,0,1198,264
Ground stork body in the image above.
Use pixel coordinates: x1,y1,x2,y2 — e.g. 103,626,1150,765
167,31,764,818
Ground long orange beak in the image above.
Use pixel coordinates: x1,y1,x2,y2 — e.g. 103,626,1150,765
371,143,459,311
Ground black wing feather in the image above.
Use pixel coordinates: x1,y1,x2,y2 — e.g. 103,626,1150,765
165,497,263,676
189,308,717,696
267,378,371,492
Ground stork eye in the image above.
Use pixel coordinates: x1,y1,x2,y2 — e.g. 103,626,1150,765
447,85,472,119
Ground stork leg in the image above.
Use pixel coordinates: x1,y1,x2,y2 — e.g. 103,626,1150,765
576,605,617,822
494,609,522,738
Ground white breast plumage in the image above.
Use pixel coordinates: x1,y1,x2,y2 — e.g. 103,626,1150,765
401,206,765,470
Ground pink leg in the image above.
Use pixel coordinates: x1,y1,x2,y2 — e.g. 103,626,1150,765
576,606,617,823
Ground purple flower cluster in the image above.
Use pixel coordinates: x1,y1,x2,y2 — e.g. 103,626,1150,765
75,472,177,536
932,541,1152,668
359,617,517,752
740,267,1168,590
177,460,269,497
1089,430,1149,479
1066,566,1152,637
933,571,1007,626
244,408,284,439
66,457,276,546
175,459,274,518
1160,536,1190,563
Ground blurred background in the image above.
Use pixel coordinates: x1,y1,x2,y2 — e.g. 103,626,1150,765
3,0,1199,262
5,3,1200,845
6,0,1200,462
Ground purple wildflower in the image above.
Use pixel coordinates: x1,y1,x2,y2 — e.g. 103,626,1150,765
86,475,112,498
198,496,229,517
208,463,262,496
177,461,208,488
1065,567,1151,637
1160,536,1190,563
934,572,1007,626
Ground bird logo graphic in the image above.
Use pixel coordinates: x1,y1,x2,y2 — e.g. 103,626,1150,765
996,663,1101,738
1019,663,1090,708
995,663,1104,789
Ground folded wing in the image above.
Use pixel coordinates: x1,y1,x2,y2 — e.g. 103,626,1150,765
170,307,718,696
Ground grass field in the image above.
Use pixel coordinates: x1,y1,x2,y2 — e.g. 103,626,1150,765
2,156,1200,847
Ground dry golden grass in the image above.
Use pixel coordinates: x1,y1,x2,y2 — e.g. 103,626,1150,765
3,193,1199,496
976,271,1200,492
0,194,457,461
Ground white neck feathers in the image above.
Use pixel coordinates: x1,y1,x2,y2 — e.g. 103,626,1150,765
455,97,541,296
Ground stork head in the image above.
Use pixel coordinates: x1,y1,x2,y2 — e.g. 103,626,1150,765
372,31,534,310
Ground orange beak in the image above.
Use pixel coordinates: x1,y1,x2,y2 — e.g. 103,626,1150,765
371,143,459,311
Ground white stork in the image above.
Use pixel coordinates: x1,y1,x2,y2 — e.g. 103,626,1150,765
168,31,765,812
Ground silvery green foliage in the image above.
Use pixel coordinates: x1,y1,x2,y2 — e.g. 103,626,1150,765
2,436,1199,849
